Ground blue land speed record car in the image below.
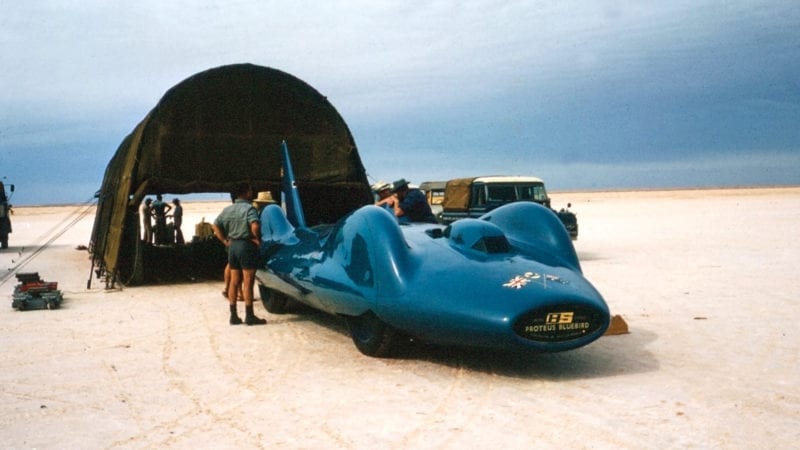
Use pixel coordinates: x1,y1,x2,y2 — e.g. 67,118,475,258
255,143,610,357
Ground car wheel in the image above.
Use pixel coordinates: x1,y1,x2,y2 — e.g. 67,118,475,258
345,311,397,357
258,284,288,314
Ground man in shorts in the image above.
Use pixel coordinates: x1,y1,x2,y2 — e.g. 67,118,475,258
212,182,267,325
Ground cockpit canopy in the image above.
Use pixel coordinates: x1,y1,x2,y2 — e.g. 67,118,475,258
444,219,511,254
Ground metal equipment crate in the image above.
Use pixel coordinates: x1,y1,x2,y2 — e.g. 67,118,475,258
11,272,63,310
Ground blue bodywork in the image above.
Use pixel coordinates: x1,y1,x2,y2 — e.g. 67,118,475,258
255,143,610,356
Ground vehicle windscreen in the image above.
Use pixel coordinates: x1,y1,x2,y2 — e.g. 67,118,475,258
484,183,548,203
518,184,548,202
486,185,517,203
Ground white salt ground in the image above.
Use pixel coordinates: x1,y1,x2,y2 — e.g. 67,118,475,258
0,187,798,449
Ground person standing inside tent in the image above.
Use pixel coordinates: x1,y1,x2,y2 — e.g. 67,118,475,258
151,194,172,244
171,198,184,245
212,182,267,326
139,198,153,244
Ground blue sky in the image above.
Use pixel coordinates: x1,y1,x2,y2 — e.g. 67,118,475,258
1,1,799,205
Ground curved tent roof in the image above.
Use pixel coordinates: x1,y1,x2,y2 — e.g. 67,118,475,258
90,63,373,286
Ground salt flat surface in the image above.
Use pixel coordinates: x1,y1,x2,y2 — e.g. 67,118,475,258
1,188,798,449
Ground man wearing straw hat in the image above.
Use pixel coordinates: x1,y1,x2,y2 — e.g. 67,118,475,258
371,181,393,203
252,190,277,213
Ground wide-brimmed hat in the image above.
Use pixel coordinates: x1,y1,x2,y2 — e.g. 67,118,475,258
391,178,410,192
371,181,392,193
252,191,277,204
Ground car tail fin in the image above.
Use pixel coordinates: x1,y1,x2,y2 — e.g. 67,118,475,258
280,141,307,229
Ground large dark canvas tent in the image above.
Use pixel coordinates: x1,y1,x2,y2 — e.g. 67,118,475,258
90,64,373,286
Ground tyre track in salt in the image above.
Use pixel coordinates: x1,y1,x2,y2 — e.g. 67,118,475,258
106,295,255,448
118,294,312,447
396,355,500,449
261,306,356,446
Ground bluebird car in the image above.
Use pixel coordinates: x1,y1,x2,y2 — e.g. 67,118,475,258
255,143,610,357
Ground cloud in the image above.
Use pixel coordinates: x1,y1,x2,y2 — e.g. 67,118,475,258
1,0,798,204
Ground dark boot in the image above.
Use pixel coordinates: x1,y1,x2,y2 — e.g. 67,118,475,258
245,305,267,326
229,304,242,325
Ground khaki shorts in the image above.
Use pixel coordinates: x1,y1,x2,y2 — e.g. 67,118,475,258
228,239,259,270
